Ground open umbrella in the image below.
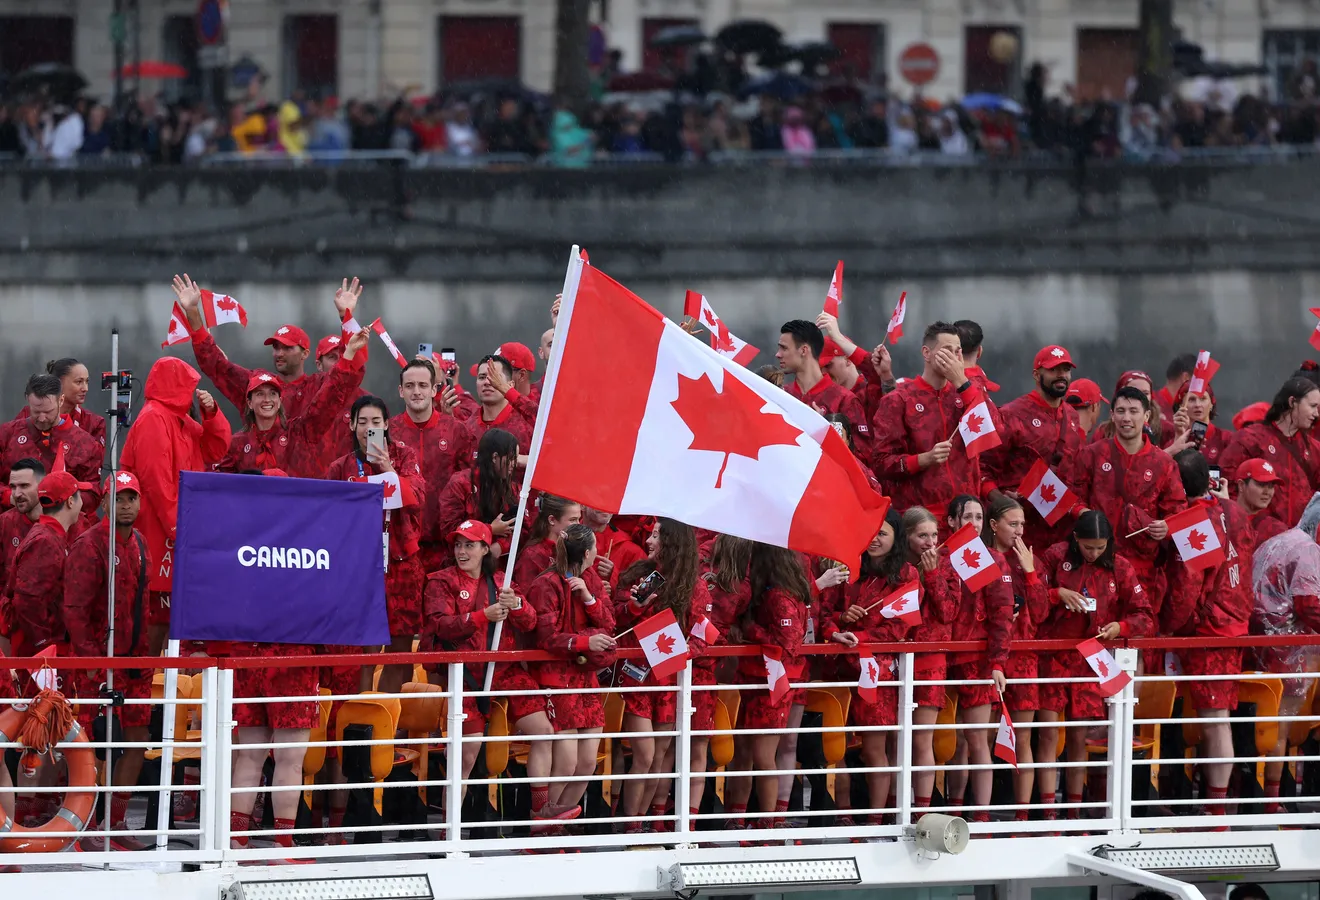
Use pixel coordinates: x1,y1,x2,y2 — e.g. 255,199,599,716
960,93,1023,115
650,25,707,49
8,63,87,100
715,20,783,56
792,41,842,70
118,60,189,79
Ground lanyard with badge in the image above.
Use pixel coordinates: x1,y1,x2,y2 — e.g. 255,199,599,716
357,457,391,572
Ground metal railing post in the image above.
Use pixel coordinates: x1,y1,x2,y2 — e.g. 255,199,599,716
896,652,915,827
217,668,235,855
1110,648,1138,833
198,666,219,856
675,664,693,837
446,662,467,856
154,642,180,851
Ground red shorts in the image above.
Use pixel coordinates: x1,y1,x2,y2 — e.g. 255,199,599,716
385,555,425,637
623,666,679,725
465,664,546,733
953,659,998,710
914,654,948,709
233,644,319,730
692,667,717,733
1039,653,1105,721
1003,652,1039,712
148,590,172,627
541,666,604,732
853,656,898,728
73,668,155,730
1182,648,1242,711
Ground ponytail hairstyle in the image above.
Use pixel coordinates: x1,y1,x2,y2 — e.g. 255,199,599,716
859,507,908,586
983,494,1023,547
707,534,752,594
619,518,699,621
475,427,519,522
1065,510,1116,571
528,493,582,544
46,357,82,382
1265,377,1320,428
552,523,596,578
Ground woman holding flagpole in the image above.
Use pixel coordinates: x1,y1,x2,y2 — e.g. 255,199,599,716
725,544,810,831
901,506,950,815
985,496,1051,824
824,507,914,825
613,518,710,833
1035,511,1153,820
527,524,617,822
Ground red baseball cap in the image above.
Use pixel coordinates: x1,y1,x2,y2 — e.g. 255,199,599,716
1066,378,1108,406
450,519,493,546
819,337,843,366
264,325,310,350
470,342,536,376
104,471,140,495
245,371,283,396
1034,345,1075,370
315,335,343,360
1233,402,1268,431
1234,458,1282,484
38,471,92,506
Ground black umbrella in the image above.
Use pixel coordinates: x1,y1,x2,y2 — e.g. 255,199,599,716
8,63,87,100
715,19,783,56
650,25,707,49
756,43,798,69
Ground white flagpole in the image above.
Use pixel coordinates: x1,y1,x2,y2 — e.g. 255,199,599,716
483,245,586,693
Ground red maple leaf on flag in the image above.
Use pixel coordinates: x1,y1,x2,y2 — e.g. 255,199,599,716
654,631,676,656
215,296,238,312
168,319,181,335
713,321,737,353
964,411,984,434
702,308,718,328
960,547,982,570
670,372,803,489
382,481,397,499
1095,657,1110,678
1187,529,1206,551
1038,483,1057,504
866,659,879,682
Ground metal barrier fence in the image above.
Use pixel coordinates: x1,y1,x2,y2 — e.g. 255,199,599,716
2,636,1318,866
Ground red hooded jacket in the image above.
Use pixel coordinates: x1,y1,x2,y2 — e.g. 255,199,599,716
1220,421,1320,529
119,358,232,592
1162,497,1254,638
63,519,152,684
6,515,73,653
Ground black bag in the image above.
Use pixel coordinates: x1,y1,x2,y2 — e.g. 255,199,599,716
341,723,384,843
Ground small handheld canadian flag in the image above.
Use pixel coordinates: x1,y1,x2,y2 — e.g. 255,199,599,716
1077,638,1132,697
957,394,1002,457
1166,504,1227,571
762,645,790,703
875,579,922,625
635,608,691,680
200,290,247,328
1018,458,1077,526
946,523,1003,591
690,615,720,645
367,471,402,510
994,704,1018,767
683,291,759,366
886,291,907,343
162,302,191,348
857,651,882,704
1309,309,1320,352
370,318,408,368
823,260,844,317
1186,350,1220,396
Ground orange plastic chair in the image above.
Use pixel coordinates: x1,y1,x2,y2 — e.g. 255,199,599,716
933,689,959,766
399,682,445,803
711,690,740,768
301,688,334,808
1088,679,1175,757
486,699,511,777
806,687,852,766
334,692,401,815
145,674,198,763
1237,676,1284,756
1287,680,1317,749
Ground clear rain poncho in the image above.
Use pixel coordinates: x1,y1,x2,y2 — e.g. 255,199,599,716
1251,492,1320,691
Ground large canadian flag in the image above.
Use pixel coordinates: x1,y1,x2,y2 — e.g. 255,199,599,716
956,394,1001,457
684,290,759,367
530,255,889,573
946,523,1002,591
1018,458,1076,526
1310,309,1320,352
1167,504,1227,571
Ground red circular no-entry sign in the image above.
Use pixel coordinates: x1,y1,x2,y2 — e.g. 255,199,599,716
899,43,940,86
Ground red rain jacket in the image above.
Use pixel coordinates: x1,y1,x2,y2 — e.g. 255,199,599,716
390,410,462,559
1220,422,1320,529
941,550,1015,668
119,358,232,592
6,515,73,653
786,376,873,464
63,519,152,684
325,439,426,561
1162,497,1254,638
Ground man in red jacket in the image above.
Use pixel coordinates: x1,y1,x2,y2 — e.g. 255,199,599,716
63,472,153,841
1073,387,1187,603
815,311,895,431
981,345,1084,548
1065,379,1108,439
325,395,426,695
532,328,554,402
1154,353,1196,423
472,341,538,407
870,321,992,524
777,319,872,463
0,458,43,657
6,469,89,660
956,320,999,394
453,355,536,468
1161,450,1253,821
0,374,102,519
119,358,232,653
1234,458,1287,545
392,358,461,572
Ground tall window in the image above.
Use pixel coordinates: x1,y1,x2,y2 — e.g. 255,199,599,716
438,16,521,86
283,14,338,97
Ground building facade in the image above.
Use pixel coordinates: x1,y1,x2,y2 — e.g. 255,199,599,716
3,0,1320,105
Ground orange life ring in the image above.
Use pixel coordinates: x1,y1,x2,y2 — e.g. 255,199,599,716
0,706,97,853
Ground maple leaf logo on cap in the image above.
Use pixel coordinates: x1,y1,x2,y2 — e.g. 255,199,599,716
259,374,274,382
1262,462,1274,473
116,473,133,484
654,632,676,656
961,547,982,569
1187,529,1207,551
459,520,473,530
1051,347,1065,357
329,336,340,345
964,411,984,434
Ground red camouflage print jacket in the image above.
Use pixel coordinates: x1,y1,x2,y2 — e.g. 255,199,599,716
1162,496,1254,639
0,417,102,523
5,515,74,653
63,519,152,684
1035,542,1154,641
451,394,537,470
325,439,426,561
786,376,873,465
389,410,461,552
1220,422,1320,530
420,569,536,684
0,507,36,601
941,549,1015,669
